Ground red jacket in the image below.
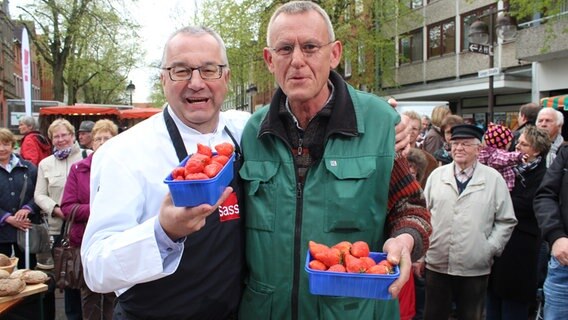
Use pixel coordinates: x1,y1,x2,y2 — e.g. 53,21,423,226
20,131,51,166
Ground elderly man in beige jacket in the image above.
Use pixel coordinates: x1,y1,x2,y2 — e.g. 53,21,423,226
422,124,517,320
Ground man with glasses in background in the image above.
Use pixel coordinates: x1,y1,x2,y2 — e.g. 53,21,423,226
423,124,517,320
81,26,250,319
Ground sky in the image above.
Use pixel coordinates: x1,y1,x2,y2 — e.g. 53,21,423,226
10,0,202,103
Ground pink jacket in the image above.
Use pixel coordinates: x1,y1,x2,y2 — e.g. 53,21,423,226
61,153,93,247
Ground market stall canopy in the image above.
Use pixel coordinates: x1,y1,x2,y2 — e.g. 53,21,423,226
119,107,162,119
39,105,120,116
541,94,567,110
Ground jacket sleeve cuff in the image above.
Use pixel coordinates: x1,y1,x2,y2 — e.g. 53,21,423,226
0,212,11,226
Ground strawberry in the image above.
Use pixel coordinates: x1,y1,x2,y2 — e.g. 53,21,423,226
211,155,230,166
367,264,390,274
377,260,394,273
196,143,213,157
204,162,223,178
171,167,186,179
360,256,376,269
350,241,370,258
318,247,342,267
185,172,209,180
328,264,346,272
309,241,330,258
344,254,367,273
215,142,234,157
332,241,352,256
185,160,205,175
309,260,327,271
190,153,211,166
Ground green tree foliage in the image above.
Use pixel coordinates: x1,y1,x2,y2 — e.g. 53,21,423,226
17,0,142,104
194,0,420,103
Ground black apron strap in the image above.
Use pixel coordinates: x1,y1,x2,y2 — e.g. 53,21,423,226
163,107,188,162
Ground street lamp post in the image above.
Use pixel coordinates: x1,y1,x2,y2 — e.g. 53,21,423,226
246,84,257,113
468,9,517,124
126,80,136,106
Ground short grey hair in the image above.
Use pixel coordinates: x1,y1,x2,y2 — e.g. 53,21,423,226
537,108,564,126
19,115,37,130
266,1,335,46
160,26,229,68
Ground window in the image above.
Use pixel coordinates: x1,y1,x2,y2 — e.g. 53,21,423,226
461,4,497,51
399,28,423,64
428,19,455,58
407,0,424,9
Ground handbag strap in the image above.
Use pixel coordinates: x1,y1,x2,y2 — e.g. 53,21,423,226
62,205,79,241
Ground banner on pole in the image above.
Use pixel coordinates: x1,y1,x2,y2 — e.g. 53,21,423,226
22,27,32,116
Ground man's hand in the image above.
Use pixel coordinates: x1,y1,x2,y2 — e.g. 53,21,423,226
396,115,411,156
159,187,233,241
383,233,414,298
551,237,568,266
412,259,425,279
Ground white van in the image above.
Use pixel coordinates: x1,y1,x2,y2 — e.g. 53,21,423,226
395,101,449,117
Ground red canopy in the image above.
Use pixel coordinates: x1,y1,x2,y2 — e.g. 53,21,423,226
39,106,120,116
119,107,162,119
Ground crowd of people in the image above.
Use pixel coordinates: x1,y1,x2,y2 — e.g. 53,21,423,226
0,1,567,320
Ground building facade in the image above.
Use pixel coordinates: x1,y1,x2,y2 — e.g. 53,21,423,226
382,0,568,132
0,1,56,131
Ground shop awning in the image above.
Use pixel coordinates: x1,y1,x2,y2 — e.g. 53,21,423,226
39,106,120,116
541,95,567,110
119,107,162,119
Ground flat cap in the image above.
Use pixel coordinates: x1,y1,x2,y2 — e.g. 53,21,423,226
78,120,95,133
450,124,484,141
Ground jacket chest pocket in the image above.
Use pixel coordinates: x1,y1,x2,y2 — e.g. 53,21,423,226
45,171,65,189
240,161,280,232
322,157,380,233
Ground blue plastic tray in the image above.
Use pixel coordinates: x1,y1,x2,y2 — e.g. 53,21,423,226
164,152,234,207
305,250,399,300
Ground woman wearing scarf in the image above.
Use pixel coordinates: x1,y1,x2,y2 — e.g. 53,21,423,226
34,118,91,320
486,125,551,320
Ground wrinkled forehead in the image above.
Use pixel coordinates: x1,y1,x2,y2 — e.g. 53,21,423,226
165,33,225,66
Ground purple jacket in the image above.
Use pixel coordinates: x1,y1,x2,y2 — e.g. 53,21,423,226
61,153,93,247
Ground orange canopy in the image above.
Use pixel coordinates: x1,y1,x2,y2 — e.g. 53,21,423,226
39,106,120,116
119,107,162,119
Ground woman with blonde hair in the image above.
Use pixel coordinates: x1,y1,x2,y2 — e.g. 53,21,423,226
34,117,92,320
61,119,119,319
423,105,451,155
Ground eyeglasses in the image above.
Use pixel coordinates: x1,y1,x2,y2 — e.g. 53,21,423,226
269,41,334,57
162,64,227,81
450,141,479,148
52,133,72,141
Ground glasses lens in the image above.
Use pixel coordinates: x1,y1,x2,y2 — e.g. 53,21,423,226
170,67,192,81
200,65,221,79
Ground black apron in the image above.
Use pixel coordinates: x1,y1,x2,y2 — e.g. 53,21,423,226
114,108,244,320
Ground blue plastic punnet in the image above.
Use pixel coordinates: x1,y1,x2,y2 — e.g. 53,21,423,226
164,152,235,207
305,251,399,300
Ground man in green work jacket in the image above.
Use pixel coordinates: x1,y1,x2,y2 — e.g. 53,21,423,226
238,1,432,319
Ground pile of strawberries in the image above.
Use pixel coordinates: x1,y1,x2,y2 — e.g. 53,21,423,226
170,143,234,181
308,240,395,274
